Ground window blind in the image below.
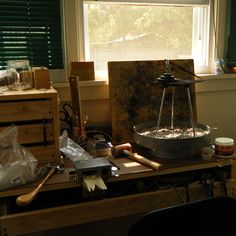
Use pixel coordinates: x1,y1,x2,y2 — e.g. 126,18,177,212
227,0,236,66
0,0,64,69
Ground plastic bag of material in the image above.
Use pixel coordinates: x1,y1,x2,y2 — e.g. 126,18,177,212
59,130,92,162
0,125,38,190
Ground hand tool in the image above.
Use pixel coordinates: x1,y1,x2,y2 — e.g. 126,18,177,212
73,157,112,184
111,143,162,170
59,103,74,130
16,166,56,207
69,76,84,138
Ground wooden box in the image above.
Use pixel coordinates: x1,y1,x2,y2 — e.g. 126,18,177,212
0,88,61,165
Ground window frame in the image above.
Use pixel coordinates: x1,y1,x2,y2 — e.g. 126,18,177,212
83,0,212,76
63,0,227,81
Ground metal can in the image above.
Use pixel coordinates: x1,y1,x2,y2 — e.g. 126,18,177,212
215,137,234,157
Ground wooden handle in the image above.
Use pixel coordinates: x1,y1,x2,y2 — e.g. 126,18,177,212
16,167,56,207
123,150,162,170
69,76,84,137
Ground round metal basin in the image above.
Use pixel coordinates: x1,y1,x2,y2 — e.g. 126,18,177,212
134,121,211,159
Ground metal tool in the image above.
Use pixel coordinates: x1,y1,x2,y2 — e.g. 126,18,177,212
74,157,112,184
154,60,202,136
133,60,211,159
59,103,74,129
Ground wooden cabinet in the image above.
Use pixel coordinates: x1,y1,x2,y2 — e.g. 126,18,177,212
0,88,61,165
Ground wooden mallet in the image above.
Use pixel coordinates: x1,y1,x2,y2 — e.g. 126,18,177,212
111,143,162,170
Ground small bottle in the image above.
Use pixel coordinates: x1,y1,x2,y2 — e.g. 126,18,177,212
201,145,214,160
214,58,225,75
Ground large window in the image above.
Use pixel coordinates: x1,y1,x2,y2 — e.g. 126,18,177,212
82,0,210,78
0,0,64,70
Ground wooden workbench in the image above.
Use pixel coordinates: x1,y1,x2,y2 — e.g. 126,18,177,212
1,154,236,235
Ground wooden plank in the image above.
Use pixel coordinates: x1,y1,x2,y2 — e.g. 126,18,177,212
0,188,185,235
108,59,197,144
0,123,54,144
71,61,95,81
0,88,57,101
0,100,52,122
28,145,58,164
109,155,236,181
50,90,61,164
0,181,225,236
69,76,84,138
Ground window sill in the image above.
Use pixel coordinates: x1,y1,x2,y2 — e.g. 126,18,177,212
52,80,109,101
52,79,108,88
52,73,236,101
196,73,236,93
52,73,236,88
199,73,236,80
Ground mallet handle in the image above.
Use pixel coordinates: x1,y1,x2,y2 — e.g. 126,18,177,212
16,167,56,207
123,150,162,170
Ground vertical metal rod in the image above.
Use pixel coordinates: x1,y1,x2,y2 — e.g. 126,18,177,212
186,86,195,137
171,87,175,130
156,87,166,132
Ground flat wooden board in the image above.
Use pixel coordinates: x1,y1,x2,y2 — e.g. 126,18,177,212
108,59,197,144
71,62,95,81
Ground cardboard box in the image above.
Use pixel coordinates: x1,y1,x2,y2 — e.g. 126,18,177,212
33,68,51,89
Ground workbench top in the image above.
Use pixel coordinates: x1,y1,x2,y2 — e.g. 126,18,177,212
0,154,235,198
1,153,236,236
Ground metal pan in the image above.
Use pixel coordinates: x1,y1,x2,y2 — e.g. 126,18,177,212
134,121,211,159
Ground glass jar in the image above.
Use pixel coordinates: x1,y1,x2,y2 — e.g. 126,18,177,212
6,60,33,90
215,137,234,157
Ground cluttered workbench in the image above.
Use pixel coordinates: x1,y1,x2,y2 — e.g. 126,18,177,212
1,59,236,235
0,149,236,236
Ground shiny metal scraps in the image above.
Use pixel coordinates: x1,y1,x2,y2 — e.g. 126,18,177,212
139,127,210,139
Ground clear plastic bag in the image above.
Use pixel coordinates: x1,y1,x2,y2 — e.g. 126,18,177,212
0,125,38,190
59,130,92,162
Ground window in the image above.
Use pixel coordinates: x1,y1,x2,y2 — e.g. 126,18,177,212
0,0,64,70
81,0,210,79
226,0,236,67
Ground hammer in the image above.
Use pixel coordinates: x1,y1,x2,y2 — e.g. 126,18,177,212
111,143,162,170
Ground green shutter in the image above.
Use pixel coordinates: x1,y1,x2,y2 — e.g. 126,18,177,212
226,0,236,66
0,0,64,69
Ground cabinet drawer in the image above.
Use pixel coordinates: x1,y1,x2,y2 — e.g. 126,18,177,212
28,145,59,164
0,88,61,166
0,123,54,145
0,100,53,123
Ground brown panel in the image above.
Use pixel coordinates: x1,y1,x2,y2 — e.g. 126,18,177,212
71,61,95,81
108,59,197,144
0,188,185,235
0,100,52,122
0,123,54,144
28,145,56,163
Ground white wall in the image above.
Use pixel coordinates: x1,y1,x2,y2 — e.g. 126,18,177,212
53,73,236,143
196,74,236,143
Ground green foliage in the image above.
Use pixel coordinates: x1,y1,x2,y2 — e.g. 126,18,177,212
88,3,192,50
